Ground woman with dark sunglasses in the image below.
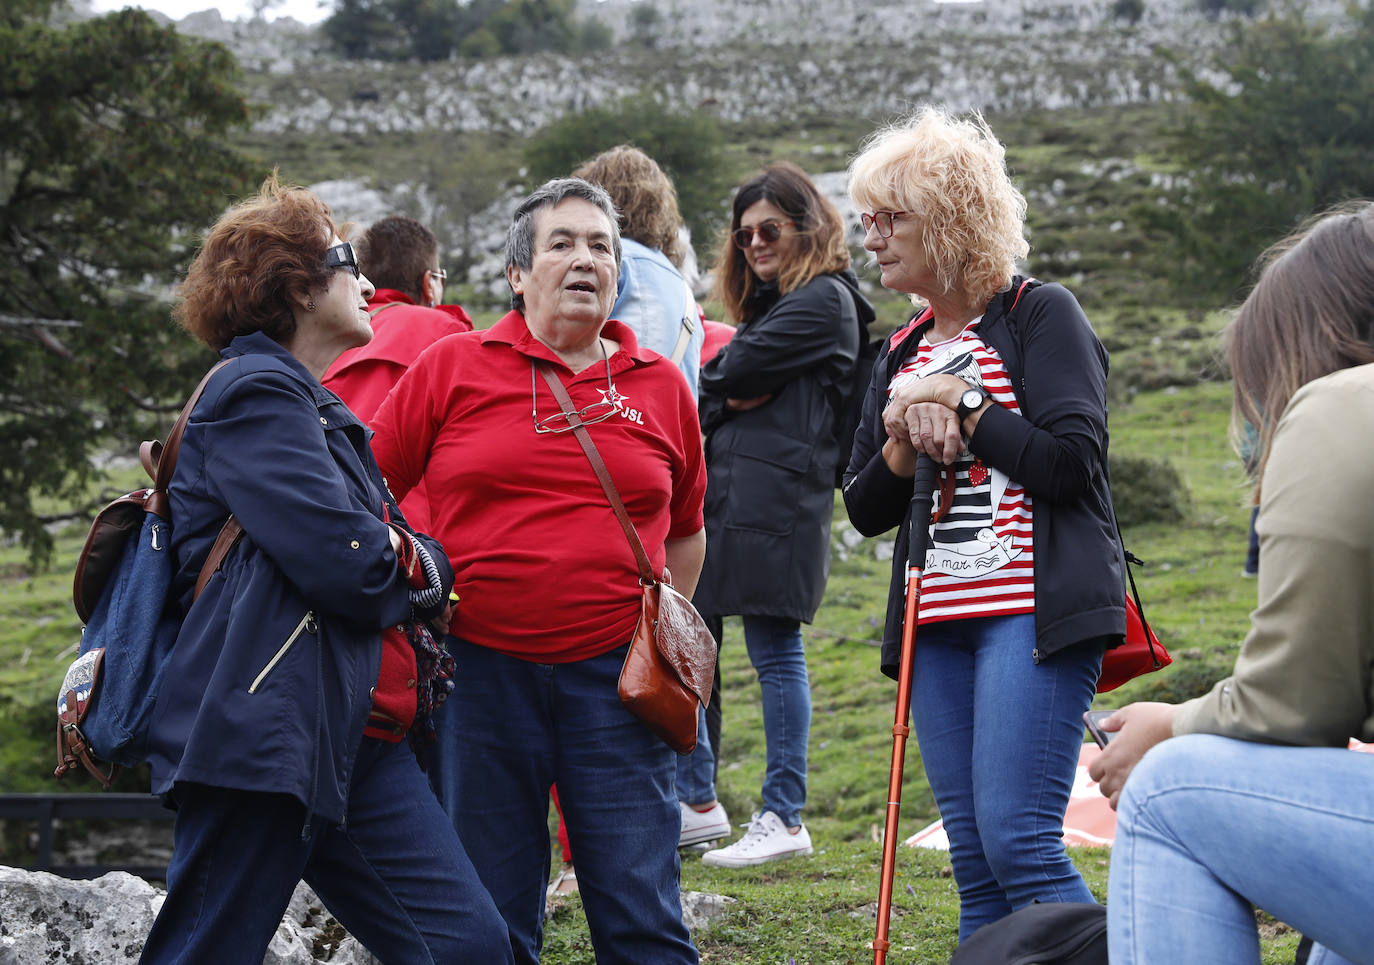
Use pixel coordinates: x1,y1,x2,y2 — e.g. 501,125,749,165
137,174,513,964
691,161,875,867
844,107,1122,945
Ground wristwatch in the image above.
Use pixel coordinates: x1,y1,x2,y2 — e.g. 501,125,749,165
956,385,989,421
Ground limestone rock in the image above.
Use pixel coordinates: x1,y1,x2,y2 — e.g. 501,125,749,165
0,867,729,963
0,868,378,965
680,889,737,931
0,867,160,965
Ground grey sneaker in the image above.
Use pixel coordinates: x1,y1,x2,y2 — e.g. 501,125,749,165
701,810,813,868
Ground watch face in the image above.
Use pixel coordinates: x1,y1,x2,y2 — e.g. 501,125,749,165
962,388,984,408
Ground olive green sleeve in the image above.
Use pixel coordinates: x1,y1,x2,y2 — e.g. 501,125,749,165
1173,367,1374,747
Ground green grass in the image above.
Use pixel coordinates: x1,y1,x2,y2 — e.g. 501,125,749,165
0,377,1297,961
0,78,1299,960
537,379,1293,963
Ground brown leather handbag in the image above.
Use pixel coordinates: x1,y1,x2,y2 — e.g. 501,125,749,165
536,362,715,754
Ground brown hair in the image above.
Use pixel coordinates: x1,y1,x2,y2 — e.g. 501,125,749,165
1227,199,1374,494
712,162,851,325
355,215,438,303
573,145,685,267
174,172,338,350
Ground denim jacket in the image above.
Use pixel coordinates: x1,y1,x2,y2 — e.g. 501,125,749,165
613,238,701,396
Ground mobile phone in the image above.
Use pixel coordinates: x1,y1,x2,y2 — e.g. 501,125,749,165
1083,710,1116,748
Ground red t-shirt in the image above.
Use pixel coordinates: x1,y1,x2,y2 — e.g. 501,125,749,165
369,311,706,664
701,319,735,366
324,290,473,534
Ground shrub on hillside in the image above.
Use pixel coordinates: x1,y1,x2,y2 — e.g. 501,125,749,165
1121,655,1229,703
1110,453,1190,526
524,94,736,257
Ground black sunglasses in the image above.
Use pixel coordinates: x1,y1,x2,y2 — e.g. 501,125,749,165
732,219,790,249
325,241,360,279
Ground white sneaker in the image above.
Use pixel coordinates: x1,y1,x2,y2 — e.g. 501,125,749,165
701,811,813,868
680,801,731,847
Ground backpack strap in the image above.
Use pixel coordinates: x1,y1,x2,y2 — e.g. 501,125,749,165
138,358,243,600
1007,276,1038,316
141,359,234,517
668,306,698,367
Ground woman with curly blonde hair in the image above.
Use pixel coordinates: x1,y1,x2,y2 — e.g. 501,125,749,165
843,107,1123,942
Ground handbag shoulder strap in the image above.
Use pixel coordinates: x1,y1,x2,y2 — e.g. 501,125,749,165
534,361,657,586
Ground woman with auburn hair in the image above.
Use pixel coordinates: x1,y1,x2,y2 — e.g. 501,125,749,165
844,107,1122,942
692,161,875,868
574,145,703,395
1091,202,1374,965
140,174,512,964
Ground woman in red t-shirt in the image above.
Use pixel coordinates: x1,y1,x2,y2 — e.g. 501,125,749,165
369,178,706,965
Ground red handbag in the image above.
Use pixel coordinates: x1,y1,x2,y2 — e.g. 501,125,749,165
1097,552,1171,693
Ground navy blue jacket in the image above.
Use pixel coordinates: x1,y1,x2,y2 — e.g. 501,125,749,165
842,278,1125,678
694,270,874,622
146,332,452,822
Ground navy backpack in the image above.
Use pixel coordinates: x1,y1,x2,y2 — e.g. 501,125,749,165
55,361,241,787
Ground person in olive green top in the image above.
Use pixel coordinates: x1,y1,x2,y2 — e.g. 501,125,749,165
1090,201,1374,965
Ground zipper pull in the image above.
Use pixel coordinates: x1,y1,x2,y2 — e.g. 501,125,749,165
150,522,163,551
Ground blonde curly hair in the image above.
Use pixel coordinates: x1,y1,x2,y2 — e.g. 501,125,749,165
848,107,1028,306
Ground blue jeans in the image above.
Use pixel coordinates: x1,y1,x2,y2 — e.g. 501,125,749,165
140,737,512,965
911,613,1100,941
432,638,697,965
1109,735,1374,965
738,615,811,826
675,704,717,807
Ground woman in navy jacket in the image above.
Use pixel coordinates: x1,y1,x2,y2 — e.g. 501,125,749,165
845,108,1124,944
138,175,512,965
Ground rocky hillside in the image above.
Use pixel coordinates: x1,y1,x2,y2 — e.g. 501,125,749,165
70,0,1341,304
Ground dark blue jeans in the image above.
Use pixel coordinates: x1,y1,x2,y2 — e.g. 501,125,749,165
911,613,1101,941
431,638,698,965
139,737,512,965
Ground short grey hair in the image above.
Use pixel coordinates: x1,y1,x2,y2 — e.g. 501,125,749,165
505,178,622,312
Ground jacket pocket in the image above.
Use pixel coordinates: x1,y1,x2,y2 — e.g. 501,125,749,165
722,434,814,536
248,610,317,694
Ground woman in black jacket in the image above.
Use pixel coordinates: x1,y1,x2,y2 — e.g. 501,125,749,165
844,108,1124,943
692,162,874,868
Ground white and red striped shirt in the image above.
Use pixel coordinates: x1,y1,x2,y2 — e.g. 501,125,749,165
889,320,1035,625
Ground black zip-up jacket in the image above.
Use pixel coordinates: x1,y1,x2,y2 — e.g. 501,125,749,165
842,277,1125,679
694,270,873,621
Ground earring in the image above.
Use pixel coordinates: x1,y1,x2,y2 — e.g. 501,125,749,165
306,299,316,312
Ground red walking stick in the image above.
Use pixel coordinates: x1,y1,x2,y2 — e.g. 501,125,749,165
873,457,951,965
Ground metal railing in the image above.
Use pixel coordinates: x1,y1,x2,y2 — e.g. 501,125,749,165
0,793,171,880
